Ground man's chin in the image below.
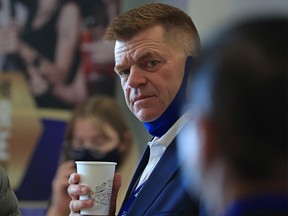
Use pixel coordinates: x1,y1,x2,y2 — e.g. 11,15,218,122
134,110,161,123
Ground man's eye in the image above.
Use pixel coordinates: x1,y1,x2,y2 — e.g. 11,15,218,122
118,69,130,79
142,60,160,70
147,60,159,67
122,69,130,75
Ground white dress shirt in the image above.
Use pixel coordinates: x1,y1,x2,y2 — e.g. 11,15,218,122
136,110,193,188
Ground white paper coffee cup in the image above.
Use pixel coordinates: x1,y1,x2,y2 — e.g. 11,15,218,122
75,161,117,215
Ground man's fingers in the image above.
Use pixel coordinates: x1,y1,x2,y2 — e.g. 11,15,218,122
67,184,89,200
69,199,94,213
68,173,80,184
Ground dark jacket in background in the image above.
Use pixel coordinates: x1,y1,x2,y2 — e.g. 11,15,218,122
0,165,20,216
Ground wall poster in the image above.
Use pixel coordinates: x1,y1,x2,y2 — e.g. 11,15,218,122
0,0,120,207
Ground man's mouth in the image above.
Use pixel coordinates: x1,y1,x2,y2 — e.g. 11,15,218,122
132,95,153,104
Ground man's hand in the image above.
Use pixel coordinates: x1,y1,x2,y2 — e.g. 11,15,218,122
68,172,122,216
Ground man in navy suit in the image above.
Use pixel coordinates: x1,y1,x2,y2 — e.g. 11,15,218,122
68,3,201,215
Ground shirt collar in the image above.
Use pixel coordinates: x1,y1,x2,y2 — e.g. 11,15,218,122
150,110,194,148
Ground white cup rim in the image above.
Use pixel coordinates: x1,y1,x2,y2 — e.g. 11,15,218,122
75,161,117,165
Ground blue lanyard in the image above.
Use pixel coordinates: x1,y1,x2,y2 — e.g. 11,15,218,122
118,181,147,216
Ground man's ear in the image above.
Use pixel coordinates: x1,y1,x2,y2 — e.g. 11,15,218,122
119,130,133,154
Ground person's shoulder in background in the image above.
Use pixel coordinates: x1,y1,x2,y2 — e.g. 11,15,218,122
0,165,21,216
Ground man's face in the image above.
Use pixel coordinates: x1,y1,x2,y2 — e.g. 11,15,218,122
114,25,186,122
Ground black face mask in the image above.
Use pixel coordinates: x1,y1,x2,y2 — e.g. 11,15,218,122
67,148,122,166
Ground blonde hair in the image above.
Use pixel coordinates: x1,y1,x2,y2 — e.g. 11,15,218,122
63,95,130,161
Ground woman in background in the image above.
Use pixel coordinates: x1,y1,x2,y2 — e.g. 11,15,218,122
53,0,119,105
46,95,139,216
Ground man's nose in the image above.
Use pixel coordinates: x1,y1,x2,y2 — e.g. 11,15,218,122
127,66,147,88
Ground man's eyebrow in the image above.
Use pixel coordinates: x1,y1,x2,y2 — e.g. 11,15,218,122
114,51,160,72
136,51,158,62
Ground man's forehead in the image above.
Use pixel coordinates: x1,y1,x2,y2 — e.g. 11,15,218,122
116,49,165,70
114,41,126,54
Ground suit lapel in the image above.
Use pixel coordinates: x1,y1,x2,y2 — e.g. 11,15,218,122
122,146,150,203
127,139,180,215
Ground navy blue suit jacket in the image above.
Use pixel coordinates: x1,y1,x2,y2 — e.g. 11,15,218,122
119,138,199,216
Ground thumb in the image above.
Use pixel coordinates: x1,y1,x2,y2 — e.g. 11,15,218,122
109,173,122,216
